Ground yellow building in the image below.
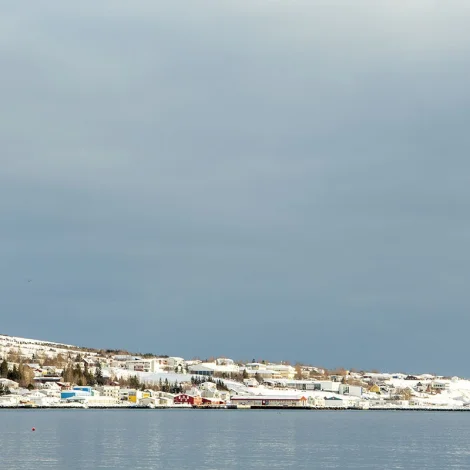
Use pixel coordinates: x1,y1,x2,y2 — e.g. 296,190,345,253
128,390,151,404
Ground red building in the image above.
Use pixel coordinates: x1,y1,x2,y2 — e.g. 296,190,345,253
173,394,202,406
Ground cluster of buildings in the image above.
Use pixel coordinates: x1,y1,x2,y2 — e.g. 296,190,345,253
186,359,299,380
3,363,468,410
2,334,470,410
108,355,186,373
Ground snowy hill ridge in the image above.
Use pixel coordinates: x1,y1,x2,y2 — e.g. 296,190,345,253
0,333,95,361
0,333,74,348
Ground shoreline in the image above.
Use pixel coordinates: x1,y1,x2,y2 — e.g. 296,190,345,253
2,405,470,412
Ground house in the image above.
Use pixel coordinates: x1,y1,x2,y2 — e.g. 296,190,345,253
431,381,449,391
330,375,344,383
199,381,217,392
188,363,216,377
188,358,240,376
241,363,276,379
185,360,202,367
215,358,237,368
95,385,120,401
263,379,287,389
199,383,224,400
112,355,135,363
43,381,61,391
188,360,239,376
139,396,160,407
279,380,343,393
125,359,164,373
378,383,391,393
168,357,185,371
418,374,435,380
280,380,319,391
368,398,386,407
307,396,326,407
339,384,363,397
267,364,296,380
299,368,313,379
0,394,21,406
387,400,410,408
243,378,259,387
409,398,423,406
324,396,348,408
82,357,96,367
414,382,427,393
154,357,170,369
391,373,407,379
28,391,60,407
173,394,202,406
33,375,61,384
319,381,341,393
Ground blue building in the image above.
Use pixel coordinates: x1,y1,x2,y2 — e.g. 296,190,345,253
61,388,92,400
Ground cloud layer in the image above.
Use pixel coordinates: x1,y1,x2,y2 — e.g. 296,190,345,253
1,1,470,374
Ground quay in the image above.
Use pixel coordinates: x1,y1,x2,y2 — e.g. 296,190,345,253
3,405,470,412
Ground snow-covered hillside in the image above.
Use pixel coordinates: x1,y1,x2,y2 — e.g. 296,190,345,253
3,332,470,410
0,333,96,360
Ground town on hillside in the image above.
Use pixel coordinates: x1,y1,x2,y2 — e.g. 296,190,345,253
1,334,469,410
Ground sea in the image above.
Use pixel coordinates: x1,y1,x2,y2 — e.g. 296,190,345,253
1,409,470,469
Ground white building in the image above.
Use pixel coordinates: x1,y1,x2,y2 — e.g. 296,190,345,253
28,392,60,407
431,381,449,391
74,395,120,406
339,384,363,397
324,396,349,408
0,394,21,406
267,364,296,380
125,359,164,373
230,395,308,407
199,381,217,392
189,361,239,376
243,378,259,387
113,355,136,361
307,396,326,407
96,385,120,401
241,362,295,380
168,357,185,371
241,363,276,379
319,381,341,393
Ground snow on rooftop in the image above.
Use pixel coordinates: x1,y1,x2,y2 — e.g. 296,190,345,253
0,333,75,348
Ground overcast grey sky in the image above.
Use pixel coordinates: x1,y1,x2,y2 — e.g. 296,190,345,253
1,1,470,375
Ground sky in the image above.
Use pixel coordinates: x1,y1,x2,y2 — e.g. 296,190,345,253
1,1,470,375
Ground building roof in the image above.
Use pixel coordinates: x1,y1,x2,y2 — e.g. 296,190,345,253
231,395,306,401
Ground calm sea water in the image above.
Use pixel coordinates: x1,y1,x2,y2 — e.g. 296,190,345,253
1,409,470,469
